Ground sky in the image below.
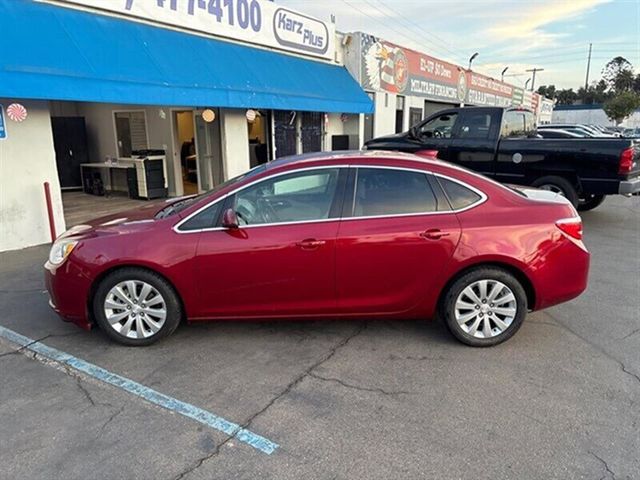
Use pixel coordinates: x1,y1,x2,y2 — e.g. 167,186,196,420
278,0,640,91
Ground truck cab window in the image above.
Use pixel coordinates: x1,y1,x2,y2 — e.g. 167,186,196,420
502,110,536,138
458,112,493,140
418,113,458,139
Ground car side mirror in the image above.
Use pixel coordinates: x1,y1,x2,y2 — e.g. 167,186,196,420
222,208,239,229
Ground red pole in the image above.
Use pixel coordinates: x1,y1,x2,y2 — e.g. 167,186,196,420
44,182,57,242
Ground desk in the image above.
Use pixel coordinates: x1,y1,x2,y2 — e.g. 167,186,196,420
80,163,132,196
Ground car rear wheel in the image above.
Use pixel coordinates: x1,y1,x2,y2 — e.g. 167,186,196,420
577,194,606,212
531,176,579,207
93,268,182,346
441,267,528,347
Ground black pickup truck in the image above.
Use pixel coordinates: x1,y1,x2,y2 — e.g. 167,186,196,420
364,106,640,211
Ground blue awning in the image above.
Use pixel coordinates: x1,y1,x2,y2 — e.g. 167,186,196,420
0,1,372,113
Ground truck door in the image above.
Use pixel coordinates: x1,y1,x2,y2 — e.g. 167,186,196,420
412,111,459,161
449,109,501,177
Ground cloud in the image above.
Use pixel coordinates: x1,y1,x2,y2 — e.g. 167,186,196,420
487,0,611,41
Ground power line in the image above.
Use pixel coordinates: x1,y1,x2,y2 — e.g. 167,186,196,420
362,0,470,63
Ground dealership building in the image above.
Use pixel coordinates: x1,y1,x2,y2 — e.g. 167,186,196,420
0,1,552,253
340,32,554,140
0,0,375,252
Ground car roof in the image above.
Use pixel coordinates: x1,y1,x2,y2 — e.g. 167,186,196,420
266,150,443,170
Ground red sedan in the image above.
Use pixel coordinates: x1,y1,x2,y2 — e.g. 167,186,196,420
45,152,589,347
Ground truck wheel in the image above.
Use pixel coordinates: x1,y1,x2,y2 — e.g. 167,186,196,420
577,194,606,212
531,176,579,207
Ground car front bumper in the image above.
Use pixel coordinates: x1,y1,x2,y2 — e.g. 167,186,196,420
619,176,640,195
44,260,93,330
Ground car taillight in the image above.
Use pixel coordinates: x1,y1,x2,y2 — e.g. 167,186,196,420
556,218,583,240
619,147,634,175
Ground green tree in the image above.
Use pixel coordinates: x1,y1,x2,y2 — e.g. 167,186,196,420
603,91,640,124
602,57,635,94
537,85,556,99
576,80,612,104
555,88,578,105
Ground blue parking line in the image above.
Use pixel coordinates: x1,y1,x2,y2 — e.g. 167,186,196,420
0,325,278,455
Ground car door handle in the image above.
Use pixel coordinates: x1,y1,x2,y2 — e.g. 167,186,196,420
296,239,326,250
420,229,450,240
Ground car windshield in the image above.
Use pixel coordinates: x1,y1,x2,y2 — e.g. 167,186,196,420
155,164,268,219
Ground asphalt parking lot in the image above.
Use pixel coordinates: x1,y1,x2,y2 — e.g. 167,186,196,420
0,195,638,480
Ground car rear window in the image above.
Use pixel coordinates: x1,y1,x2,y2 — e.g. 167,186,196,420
438,177,482,210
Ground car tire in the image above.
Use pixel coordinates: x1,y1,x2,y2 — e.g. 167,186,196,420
93,268,182,346
531,176,579,207
441,267,528,347
577,194,606,212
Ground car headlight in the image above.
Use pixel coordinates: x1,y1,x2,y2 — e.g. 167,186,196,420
48,239,78,266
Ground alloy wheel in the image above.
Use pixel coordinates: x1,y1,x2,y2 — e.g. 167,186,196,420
104,280,167,339
454,280,517,339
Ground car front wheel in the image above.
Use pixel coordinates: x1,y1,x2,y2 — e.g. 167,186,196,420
93,268,182,346
441,267,528,347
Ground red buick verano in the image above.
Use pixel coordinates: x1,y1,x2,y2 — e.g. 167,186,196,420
45,151,589,347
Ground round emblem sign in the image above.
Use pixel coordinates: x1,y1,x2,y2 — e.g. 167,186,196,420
7,103,27,123
393,49,409,93
457,74,468,103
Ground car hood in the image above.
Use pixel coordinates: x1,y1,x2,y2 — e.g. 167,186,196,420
61,197,196,239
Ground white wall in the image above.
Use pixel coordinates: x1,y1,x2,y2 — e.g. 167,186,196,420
552,107,640,127
220,109,250,179
76,103,183,196
373,92,396,138
0,99,65,252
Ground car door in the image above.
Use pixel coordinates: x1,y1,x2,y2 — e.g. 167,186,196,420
335,167,461,315
192,167,347,318
449,109,501,177
413,111,460,160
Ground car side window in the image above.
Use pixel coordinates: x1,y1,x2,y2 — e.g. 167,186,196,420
351,168,437,217
178,202,222,231
418,113,458,139
231,168,340,226
438,177,482,210
457,112,494,140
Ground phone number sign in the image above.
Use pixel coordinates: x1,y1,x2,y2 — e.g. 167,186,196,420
57,0,335,60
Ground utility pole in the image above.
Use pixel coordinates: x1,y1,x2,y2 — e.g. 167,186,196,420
525,67,545,91
584,43,593,89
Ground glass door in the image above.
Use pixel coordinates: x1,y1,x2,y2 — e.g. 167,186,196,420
194,110,223,192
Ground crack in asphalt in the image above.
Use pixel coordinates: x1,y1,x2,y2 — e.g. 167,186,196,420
620,327,640,341
308,372,412,396
543,311,640,387
171,322,368,480
96,405,126,440
0,334,53,358
590,451,617,480
0,331,83,359
73,373,97,407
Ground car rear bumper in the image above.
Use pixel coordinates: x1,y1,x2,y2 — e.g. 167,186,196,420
527,236,590,311
619,176,640,195
44,261,93,330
